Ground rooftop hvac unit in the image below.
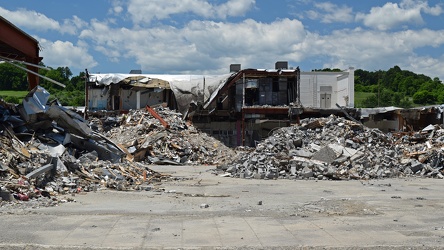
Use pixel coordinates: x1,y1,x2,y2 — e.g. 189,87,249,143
230,64,241,72
275,61,288,70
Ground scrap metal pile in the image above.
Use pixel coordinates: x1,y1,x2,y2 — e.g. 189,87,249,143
221,115,444,180
0,86,236,206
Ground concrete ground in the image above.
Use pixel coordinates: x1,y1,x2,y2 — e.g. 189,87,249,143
1,165,444,250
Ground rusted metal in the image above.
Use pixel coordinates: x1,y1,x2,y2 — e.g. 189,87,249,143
146,105,170,129
0,16,42,90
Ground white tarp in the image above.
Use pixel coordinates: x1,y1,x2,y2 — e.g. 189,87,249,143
88,73,235,116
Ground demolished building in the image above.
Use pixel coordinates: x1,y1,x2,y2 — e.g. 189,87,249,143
87,63,356,147
2,74,444,207
360,105,444,133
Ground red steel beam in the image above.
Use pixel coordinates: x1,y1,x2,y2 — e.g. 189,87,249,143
0,17,41,90
146,105,170,129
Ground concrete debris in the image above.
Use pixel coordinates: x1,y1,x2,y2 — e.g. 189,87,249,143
98,106,236,166
0,86,235,208
223,115,444,180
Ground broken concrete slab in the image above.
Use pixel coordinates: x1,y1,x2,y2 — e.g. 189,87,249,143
311,146,340,164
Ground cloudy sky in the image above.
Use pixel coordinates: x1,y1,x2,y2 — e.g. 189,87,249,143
1,0,444,79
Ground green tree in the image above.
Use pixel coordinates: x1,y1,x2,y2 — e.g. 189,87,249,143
413,90,436,105
0,63,28,90
69,71,86,91
399,97,413,108
361,94,378,108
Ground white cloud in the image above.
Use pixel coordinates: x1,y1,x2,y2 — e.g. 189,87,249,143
126,0,255,24
114,6,124,14
423,4,443,16
38,38,97,71
2,1,443,81
62,16,88,35
95,45,121,63
303,28,444,79
215,0,256,19
0,7,87,35
356,0,442,30
79,18,305,73
306,2,354,23
406,55,444,79
109,0,125,15
76,14,444,80
0,7,60,32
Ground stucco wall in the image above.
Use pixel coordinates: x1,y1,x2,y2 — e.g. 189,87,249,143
299,68,354,108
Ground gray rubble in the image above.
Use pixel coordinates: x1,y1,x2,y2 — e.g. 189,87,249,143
95,106,236,166
221,115,444,180
0,86,235,208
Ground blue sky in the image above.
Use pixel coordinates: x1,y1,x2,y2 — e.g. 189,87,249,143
1,0,443,80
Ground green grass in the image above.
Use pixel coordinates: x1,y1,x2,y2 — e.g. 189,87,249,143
355,91,375,107
0,90,28,103
0,90,28,97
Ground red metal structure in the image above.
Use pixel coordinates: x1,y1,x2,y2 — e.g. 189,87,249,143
0,16,42,90
146,105,170,129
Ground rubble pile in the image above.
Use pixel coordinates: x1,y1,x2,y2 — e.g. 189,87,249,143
222,115,444,180
0,87,167,206
99,106,236,166
1,86,235,207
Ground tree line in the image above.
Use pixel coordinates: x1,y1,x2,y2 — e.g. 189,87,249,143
316,65,442,108
0,62,85,106
355,65,443,108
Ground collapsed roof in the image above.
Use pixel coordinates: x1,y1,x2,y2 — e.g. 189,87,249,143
89,73,233,116
88,68,300,117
